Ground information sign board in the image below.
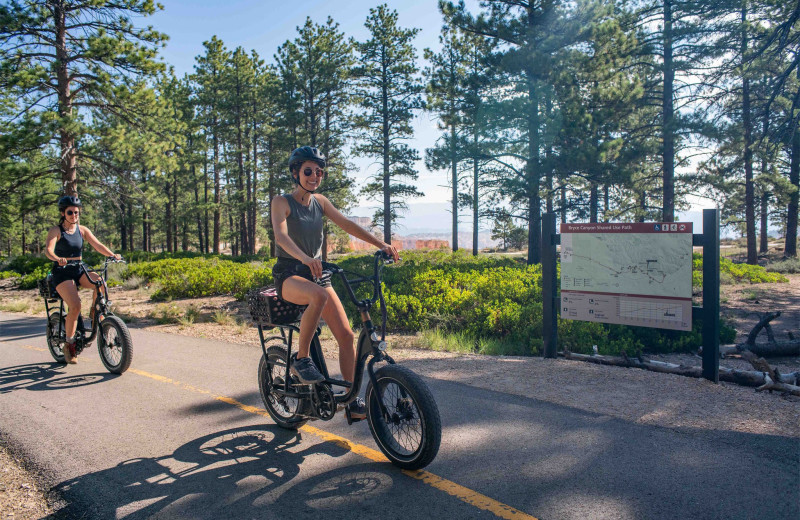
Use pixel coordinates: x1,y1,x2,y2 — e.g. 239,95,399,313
560,222,693,331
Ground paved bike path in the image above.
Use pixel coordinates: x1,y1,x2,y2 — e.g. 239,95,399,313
1,312,797,520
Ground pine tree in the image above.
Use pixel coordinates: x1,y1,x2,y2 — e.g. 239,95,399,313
352,4,424,243
445,0,609,264
0,0,166,195
193,37,230,254
425,24,468,251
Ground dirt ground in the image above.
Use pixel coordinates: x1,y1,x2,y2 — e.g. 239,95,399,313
1,273,799,517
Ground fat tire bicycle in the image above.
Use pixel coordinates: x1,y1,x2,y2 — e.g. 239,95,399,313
249,251,441,470
40,257,133,374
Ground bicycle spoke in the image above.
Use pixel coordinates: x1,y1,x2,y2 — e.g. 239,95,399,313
101,324,122,365
377,380,423,456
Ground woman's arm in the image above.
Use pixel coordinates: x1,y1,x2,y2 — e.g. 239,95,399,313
45,227,67,265
80,226,121,260
271,195,323,277
318,195,399,261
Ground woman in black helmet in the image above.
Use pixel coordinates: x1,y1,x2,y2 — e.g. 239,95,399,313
44,195,121,364
271,146,399,419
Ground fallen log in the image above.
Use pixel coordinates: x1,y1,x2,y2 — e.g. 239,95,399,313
721,341,800,358
719,311,800,357
561,351,800,393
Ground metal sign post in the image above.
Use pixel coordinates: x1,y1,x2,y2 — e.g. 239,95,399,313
542,213,559,358
697,208,720,382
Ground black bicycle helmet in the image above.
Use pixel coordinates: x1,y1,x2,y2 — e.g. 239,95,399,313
57,195,82,212
288,146,326,172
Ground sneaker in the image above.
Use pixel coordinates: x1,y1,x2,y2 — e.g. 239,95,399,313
346,397,366,420
290,356,324,384
63,341,77,364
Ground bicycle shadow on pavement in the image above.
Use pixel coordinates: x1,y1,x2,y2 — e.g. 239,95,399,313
43,424,375,519
0,363,119,394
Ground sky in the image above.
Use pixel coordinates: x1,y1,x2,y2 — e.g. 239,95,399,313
143,0,714,234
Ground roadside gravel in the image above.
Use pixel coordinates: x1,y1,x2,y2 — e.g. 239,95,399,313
0,441,53,520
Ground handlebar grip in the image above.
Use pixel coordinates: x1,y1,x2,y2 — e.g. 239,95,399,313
321,261,340,273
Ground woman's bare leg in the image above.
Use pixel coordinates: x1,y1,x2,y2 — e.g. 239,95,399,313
78,272,103,322
55,280,80,363
279,276,329,359
55,281,81,340
319,287,356,382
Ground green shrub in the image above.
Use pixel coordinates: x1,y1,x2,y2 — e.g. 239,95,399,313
123,257,275,300
18,265,50,289
365,251,739,356
766,257,800,274
211,309,235,326
150,303,183,324
693,253,788,285
0,301,30,312
121,275,146,291
1,255,50,275
0,270,18,280
106,250,749,356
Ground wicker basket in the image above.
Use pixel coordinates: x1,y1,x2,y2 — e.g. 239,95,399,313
37,275,60,300
247,286,305,327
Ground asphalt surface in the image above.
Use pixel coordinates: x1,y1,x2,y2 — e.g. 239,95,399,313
1,311,798,520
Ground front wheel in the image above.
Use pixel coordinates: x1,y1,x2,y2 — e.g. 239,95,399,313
366,364,441,470
97,315,133,374
46,312,65,363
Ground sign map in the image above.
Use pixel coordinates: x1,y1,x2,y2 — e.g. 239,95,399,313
560,222,694,331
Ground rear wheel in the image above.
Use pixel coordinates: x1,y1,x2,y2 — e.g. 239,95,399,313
259,345,308,429
97,315,133,374
366,364,441,470
46,312,65,363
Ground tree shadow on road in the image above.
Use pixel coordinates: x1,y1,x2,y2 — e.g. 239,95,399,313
0,315,46,341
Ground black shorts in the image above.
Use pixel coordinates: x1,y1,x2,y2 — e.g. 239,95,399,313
51,263,85,288
272,257,332,301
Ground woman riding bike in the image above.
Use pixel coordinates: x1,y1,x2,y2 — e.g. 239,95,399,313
45,195,121,364
271,146,399,419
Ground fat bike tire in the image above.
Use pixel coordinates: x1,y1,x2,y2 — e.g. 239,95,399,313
365,364,441,470
259,345,308,429
98,315,133,374
46,312,65,363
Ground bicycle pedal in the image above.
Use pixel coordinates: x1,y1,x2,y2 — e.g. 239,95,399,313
344,407,364,425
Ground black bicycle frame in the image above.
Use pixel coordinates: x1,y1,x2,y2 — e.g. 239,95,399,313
44,259,117,347
259,251,395,417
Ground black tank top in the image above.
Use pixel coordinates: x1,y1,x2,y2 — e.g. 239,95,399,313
54,224,83,259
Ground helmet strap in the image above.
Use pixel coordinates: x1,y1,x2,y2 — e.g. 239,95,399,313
293,173,317,195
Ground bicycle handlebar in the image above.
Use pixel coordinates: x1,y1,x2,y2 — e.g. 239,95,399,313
294,251,394,310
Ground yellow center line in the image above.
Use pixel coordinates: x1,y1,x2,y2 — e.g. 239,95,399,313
11,341,536,520
128,367,538,520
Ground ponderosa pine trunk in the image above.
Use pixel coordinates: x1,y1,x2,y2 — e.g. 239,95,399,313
742,3,757,265
662,0,675,222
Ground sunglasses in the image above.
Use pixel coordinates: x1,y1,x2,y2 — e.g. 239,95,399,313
66,210,80,216
303,167,325,178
